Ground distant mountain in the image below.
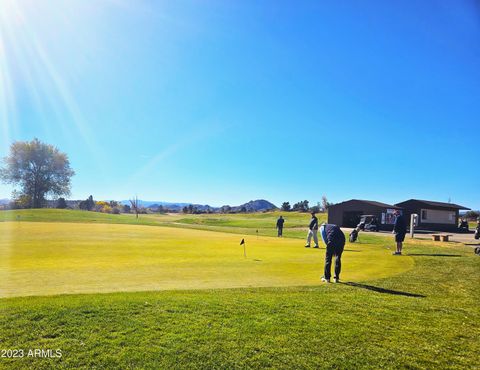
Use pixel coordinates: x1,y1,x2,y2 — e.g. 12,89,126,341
119,200,216,211
120,200,184,207
118,199,277,212
233,199,277,212
0,197,277,212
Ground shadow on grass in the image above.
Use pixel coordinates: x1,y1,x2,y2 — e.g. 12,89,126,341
341,282,426,298
407,253,462,257
310,248,360,252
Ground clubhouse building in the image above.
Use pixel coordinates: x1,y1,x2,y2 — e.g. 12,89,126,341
327,199,402,231
394,199,470,233
328,198,470,232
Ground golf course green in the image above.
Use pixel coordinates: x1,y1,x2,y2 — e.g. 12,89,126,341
0,221,412,298
0,210,478,369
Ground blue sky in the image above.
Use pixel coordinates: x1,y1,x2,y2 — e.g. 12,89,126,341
1,0,479,208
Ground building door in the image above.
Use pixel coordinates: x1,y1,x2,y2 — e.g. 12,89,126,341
343,211,363,227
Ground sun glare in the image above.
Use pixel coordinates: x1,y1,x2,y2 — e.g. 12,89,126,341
0,0,132,159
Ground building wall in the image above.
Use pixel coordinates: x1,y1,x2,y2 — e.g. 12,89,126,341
420,209,455,224
327,205,343,226
396,200,460,232
328,200,400,231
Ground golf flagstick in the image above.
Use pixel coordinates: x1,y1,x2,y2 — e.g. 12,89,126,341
240,238,246,258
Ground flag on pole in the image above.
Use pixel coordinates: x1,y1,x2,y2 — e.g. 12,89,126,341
240,238,246,258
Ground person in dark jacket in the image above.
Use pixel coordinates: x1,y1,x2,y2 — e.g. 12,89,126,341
319,223,346,283
305,212,319,248
276,216,285,237
392,210,407,255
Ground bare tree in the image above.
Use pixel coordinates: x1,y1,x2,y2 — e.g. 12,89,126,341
321,195,332,212
130,196,140,219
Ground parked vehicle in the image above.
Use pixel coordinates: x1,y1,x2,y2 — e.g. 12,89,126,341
458,219,469,233
357,215,379,232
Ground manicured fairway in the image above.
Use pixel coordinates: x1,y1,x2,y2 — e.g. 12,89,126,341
0,241,478,369
0,209,327,239
0,210,478,369
0,221,412,297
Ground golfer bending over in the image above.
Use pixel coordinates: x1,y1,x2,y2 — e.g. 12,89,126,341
320,223,346,283
305,212,319,248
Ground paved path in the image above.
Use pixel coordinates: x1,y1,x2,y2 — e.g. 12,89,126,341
414,231,479,246
341,228,480,247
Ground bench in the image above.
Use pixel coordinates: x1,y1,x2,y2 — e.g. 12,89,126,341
432,234,452,242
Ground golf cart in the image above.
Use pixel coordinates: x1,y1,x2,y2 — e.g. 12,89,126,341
458,219,469,233
357,215,379,232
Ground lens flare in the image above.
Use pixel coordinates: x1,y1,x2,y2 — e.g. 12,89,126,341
0,0,137,161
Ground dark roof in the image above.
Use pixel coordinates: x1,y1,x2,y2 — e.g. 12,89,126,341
331,199,402,209
395,199,470,210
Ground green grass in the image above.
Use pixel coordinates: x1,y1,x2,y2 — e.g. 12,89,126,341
171,211,326,228
1,242,478,369
0,209,327,239
0,209,479,369
468,221,478,230
0,222,412,298
0,209,167,226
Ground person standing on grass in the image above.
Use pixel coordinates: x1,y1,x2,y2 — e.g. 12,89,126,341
320,223,345,283
305,211,319,248
276,215,285,237
392,210,407,255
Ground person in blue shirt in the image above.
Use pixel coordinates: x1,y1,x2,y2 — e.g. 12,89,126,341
319,223,346,283
392,210,407,255
276,216,285,237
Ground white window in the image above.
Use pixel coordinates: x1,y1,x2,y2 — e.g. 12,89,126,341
420,209,455,224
